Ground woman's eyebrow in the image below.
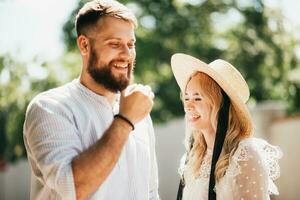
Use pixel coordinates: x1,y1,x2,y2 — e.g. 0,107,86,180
184,92,201,96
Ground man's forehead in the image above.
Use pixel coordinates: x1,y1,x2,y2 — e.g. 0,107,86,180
97,16,135,29
90,17,135,39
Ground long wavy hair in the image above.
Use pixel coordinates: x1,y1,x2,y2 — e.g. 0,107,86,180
183,72,253,181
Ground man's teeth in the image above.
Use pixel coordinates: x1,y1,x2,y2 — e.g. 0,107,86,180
114,64,127,68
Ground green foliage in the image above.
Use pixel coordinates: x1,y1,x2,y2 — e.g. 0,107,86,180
62,0,300,122
220,4,300,113
0,55,61,162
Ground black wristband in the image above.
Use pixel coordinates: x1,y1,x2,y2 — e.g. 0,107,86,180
114,114,135,131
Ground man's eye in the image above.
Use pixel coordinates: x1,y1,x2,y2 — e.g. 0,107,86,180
128,43,135,48
110,43,120,47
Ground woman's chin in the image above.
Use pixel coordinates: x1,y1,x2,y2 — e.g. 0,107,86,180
189,124,199,131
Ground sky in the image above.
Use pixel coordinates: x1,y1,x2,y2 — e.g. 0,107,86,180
0,0,77,62
0,0,299,63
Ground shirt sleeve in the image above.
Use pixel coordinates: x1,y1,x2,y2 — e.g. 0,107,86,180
229,138,282,200
147,115,160,200
24,97,82,200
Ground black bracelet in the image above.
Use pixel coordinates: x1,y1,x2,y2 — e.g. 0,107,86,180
114,114,135,131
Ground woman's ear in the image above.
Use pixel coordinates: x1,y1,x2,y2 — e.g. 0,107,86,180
77,35,90,56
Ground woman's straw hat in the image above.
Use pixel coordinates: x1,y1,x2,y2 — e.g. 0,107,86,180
171,53,252,133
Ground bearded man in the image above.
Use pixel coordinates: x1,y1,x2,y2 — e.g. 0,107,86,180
23,1,159,199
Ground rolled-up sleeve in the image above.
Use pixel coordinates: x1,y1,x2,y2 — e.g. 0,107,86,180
24,97,82,199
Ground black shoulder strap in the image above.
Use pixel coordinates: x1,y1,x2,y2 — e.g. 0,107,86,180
176,178,185,200
208,91,230,200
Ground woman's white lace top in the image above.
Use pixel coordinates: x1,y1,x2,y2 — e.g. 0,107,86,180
180,138,282,200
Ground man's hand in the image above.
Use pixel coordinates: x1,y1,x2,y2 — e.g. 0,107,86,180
119,84,155,124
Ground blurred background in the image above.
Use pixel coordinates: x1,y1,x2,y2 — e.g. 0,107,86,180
0,0,299,199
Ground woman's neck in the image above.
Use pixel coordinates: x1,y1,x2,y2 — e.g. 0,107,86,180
200,127,216,150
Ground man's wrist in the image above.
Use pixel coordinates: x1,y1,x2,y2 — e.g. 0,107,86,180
114,114,135,131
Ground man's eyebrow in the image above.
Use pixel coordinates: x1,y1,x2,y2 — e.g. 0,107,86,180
103,38,136,42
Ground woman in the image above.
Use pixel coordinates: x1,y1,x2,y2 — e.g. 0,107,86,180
171,53,282,200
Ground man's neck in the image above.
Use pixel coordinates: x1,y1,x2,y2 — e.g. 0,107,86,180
79,73,117,105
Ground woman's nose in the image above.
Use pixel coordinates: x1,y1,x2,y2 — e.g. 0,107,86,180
184,101,193,112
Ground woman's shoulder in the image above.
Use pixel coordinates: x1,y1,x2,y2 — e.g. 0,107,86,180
232,137,282,160
237,138,282,159
231,137,283,179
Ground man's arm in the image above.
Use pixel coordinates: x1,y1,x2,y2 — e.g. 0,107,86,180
72,118,131,200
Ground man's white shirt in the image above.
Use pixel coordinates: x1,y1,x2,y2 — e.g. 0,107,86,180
24,79,159,200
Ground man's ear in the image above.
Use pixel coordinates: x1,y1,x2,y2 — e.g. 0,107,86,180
77,35,90,56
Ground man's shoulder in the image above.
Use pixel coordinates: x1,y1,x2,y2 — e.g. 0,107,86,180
27,81,76,111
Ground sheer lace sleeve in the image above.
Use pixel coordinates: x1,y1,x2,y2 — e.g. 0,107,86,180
227,138,282,200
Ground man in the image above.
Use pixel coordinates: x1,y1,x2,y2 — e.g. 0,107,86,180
23,0,159,199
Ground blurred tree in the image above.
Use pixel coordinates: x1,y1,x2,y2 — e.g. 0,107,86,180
62,0,299,122
220,1,300,112
0,55,61,163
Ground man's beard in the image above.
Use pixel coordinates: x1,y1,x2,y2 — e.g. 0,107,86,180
87,48,134,93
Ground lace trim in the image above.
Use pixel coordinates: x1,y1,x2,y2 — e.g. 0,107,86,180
195,149,212,179
178,150,212,179
197,154,211,179
263,144,282,180
178,152,187,177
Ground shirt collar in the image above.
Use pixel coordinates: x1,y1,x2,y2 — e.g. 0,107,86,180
73,78,120,111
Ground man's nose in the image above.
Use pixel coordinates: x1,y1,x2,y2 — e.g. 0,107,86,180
119,45,131,60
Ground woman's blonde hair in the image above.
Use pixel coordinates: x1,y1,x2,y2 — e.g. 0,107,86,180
183,72,252,181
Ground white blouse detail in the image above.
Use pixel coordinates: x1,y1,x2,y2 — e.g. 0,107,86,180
180,138,282,200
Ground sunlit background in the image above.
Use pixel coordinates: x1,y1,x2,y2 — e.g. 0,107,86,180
1,0,300,199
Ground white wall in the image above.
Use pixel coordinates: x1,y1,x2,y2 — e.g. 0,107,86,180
0,159,30,200
155,118,185,200
270,117,300,200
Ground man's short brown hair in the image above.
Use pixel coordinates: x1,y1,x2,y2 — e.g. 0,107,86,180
75,0,137,37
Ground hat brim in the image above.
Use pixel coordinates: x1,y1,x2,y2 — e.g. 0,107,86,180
171,53,252,135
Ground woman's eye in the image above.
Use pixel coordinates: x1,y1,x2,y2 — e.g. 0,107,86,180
194,98,202,101
184,98,189,101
